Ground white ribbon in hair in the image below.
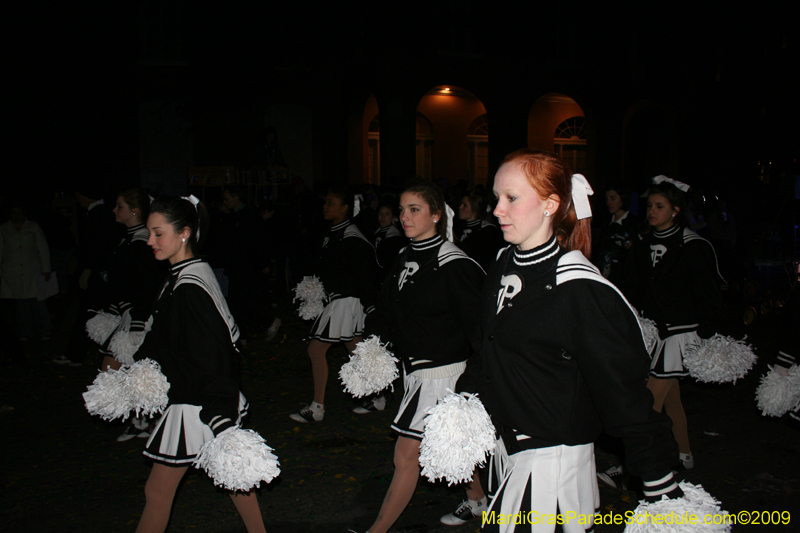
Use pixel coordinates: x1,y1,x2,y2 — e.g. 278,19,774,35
571,174,594,220
445,204,455,242
652,175,690,192
180,195,201,240
148,194,154,203
353,194,362,218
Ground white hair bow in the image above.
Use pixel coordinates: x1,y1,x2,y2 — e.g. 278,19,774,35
180,195,201,240
571,174,594,220
652,175,690,192
445,204,455,242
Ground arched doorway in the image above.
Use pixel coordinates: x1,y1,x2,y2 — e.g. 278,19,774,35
528,93,588,175
416,85,487,187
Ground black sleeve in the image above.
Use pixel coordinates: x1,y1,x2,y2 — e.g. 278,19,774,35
684,240,727,337
343,237,379,312
568,282,678,481
176,286,240,426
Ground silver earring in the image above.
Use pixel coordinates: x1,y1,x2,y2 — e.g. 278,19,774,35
182,238,186,242
433,218,438,223
671,214,676,218
544,210,550,217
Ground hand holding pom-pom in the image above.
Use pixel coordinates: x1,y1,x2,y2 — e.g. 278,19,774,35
637,313,659,353
420,392,496,485
292,276,327,320
125,358,170,418
193,427,281,491
756,364,800,417
83,358,169,421
340,335,398,398
683,334,757,384
83,369,134,421
624,481,730,532
86,311,121,344
108,330,146,366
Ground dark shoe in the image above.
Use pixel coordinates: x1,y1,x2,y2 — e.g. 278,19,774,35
352,395,386,414
440,497,488,526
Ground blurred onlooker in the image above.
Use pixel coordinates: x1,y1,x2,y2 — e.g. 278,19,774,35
53,184,120,366
595,185,639,286
0,204,53,341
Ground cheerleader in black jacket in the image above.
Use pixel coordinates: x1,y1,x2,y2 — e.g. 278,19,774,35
373,202,407,284
622,179,726,471
351,182,485,533
457,189,505,271
290,187,378,423
133,196,266,533
101,189,164,372
459,150,682,533
103,189,165,442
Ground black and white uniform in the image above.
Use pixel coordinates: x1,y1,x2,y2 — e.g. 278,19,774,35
373,224,407,284
310,220,377,343
134,258,243,467
459,218,506,272
596,211,639,286
98,224,164,360
368,234,484,440
459,235,680,533
622,225,726,378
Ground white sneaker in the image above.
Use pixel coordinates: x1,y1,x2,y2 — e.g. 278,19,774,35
679,453,694,470
265,318,282,341
440,496,488,526
290,402,324,423
352,395,386,414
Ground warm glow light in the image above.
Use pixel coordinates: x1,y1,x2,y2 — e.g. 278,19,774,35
444,88,450,91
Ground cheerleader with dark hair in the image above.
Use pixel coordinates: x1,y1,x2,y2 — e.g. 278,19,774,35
457,150,682,533
373,201,407,282
349,181,486,533
457,189,505,271
619,178,726,473
100,188,166,441
290,187,378,423
596,184,639,285
133,196,266,533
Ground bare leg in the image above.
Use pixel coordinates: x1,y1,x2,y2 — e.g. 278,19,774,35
101,355,122,372
647,376,691,454
663,380,691,454
136,464,188,533
367,436,421,533
464,470,485,501
308,340,332,405
230,491,267,533
344,336,362,356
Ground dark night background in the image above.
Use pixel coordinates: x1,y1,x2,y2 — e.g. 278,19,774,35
3,2,800,532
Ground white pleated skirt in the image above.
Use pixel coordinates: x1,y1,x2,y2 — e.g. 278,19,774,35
649,330,699,378
391,362,466,441
143,392,248,467
309,297,365,342
483,442,599,533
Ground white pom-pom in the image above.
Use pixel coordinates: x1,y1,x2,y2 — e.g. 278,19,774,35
193,427,281,491
419,392,496,486
86,311,121,344
83,369,134,421
339,335,399,398
625,481,730,532
108,330,145,366
292,276,327,320
638,314,660,352
683,334,757,384
756,365,800,417
126,358,170,418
